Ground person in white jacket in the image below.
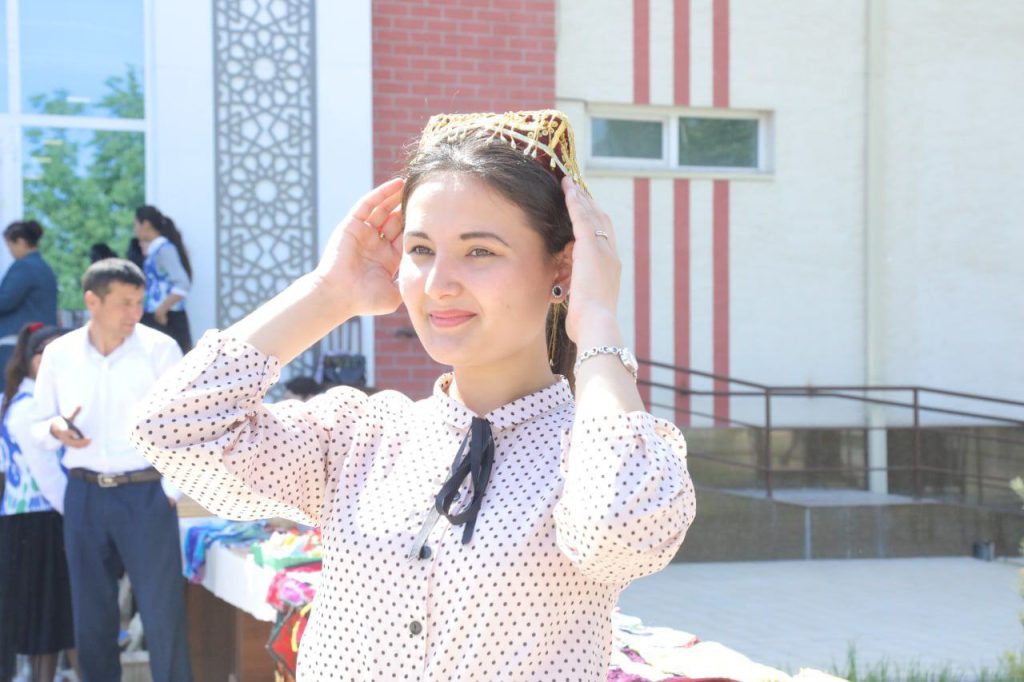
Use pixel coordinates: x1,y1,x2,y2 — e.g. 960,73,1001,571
0,322,77,682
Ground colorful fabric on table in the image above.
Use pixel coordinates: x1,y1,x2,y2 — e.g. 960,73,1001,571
266,563,320,612
182,520,272,583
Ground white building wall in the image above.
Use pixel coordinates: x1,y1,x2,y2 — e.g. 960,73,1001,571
873,0,1024,424
557,0,1023,428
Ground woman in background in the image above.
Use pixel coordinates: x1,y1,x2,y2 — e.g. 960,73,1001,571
134,205,194,354
0,221,58,390
0,323,76,682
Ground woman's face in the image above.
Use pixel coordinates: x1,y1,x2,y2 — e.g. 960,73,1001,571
5,238,29,260
398,173,566,373
133,218,157,242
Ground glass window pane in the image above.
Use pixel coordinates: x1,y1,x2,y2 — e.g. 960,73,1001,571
23,127,144,309
20,0,144,118
592,118,663,159
678,117,759,168
0,4,7,112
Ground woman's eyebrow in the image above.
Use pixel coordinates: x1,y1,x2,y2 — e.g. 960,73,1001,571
404,230,510,247
460,231,510,247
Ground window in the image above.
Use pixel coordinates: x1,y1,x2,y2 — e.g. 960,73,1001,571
592,118,663,159
0,7,7,112
23,127,144,307
0,0,146,310
678,117,758,168
589,108,769,175
20,0,144,118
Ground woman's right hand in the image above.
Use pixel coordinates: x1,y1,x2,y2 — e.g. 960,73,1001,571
312,178,406,318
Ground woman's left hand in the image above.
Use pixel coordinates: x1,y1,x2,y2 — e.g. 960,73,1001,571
155,306,169,326
561,176,621,345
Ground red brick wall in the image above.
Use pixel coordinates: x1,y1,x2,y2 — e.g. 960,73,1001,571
371,0,557,397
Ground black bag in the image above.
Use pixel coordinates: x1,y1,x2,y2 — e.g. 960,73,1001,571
319,352,366,388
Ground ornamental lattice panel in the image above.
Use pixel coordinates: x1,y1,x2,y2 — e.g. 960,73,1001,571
213,0,318,379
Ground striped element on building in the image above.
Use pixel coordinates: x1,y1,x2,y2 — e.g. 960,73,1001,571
631,0,730,426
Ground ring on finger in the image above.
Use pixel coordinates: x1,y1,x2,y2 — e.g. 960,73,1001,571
594,230,610,240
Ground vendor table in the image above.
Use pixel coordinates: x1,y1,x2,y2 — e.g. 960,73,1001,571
180,514,278,682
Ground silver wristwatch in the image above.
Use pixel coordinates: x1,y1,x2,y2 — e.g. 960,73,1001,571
573,346,639,381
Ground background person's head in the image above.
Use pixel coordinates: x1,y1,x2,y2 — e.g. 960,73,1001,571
3,220,44,260
133,205,193,278
82,259,146,342
284,376,323,402
89,242,118,263
2,323,66,418
398,135,576,380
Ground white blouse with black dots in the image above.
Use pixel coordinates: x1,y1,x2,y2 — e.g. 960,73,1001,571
131,331,696,681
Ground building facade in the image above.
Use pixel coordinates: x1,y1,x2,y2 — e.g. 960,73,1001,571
0,0,1020,433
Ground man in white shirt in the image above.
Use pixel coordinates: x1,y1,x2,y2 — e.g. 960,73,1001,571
27,259,192,682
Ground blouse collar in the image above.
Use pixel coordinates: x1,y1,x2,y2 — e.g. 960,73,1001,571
432,373,573,432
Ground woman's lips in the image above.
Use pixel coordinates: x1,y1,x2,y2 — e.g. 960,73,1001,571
428,310,476,328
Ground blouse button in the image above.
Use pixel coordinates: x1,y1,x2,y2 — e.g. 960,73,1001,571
419,545,432,560
409,621,423,636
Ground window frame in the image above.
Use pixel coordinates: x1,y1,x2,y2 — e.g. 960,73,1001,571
0,0,154,229
586,104,773,179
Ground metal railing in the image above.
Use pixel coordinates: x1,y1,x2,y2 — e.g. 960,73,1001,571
638,359,1024,510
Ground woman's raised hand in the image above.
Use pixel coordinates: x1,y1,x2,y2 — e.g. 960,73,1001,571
560,176,622,346
313,178,406,318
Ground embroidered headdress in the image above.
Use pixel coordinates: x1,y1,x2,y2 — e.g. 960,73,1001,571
416,109,589,194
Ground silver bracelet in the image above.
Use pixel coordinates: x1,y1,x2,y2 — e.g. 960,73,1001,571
573,346,639,381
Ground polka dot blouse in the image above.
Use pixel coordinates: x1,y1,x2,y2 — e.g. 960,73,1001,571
131,331,696,681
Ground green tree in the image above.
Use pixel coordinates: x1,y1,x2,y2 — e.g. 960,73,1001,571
23,67,145,310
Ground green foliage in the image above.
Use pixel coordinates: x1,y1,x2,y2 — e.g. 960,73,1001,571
22,68,145,310
831,644,1024,681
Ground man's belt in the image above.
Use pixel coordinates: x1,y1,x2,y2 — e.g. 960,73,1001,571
68,468,162,488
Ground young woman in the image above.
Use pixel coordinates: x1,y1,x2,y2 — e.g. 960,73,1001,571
134,205,194,353
132,111,696,681
0,323,76,682
0,221,58,390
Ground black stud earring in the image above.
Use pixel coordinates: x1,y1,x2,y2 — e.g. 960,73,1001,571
551,285,564,298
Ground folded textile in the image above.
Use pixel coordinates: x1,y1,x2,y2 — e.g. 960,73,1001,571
183,520,273,583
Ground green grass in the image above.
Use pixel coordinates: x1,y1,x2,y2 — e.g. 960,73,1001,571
828,646,1024,682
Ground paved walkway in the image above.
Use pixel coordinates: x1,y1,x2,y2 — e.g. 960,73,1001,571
616,556,1021,678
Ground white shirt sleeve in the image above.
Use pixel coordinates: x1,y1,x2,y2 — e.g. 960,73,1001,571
153,336,185,500
26,345,64,452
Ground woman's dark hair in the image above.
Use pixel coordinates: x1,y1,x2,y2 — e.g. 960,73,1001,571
90,242,118,263
126,238,145,270
401,136,577,384
135,205,193,279
2,323,65,420
3,220,44,248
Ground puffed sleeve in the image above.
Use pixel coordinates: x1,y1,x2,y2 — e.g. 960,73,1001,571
130,330,371,525
553,412,696,585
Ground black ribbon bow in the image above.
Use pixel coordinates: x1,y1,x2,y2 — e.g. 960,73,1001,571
408,417,495,560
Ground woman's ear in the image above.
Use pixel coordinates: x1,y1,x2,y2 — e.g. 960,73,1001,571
553,242,573,295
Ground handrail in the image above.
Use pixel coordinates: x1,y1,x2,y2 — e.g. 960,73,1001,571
638,358,1024,509
640,357,1024,408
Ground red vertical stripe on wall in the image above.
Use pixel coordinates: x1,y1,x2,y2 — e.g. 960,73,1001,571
634,179,652,406
634,0,650,104
673,179,691,425
712,0,730,108
712,180,730,425
712,0,730,425
673,0,691,425
633,0,652,405
674,0,690,107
